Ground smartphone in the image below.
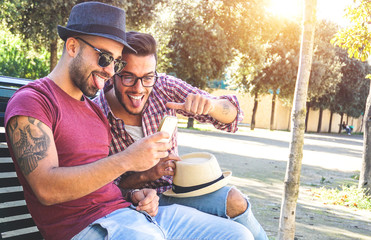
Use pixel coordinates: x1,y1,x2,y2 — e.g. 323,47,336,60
158,115,178,142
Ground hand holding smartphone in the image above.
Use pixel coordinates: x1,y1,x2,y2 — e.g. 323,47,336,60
158,116,178,143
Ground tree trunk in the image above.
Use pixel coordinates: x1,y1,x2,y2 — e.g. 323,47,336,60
339,113,344,133
270,91,277,131
278,0,317,239
317,108,323,133
288,107,292,131
360,80,371,195
251,92,259,130
305,102,310,132
187,117,194,128
328,111,333,133
50,39,58,71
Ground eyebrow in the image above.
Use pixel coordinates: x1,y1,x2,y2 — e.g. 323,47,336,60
122,71,155,75
76,37,121,60
101,49,122,60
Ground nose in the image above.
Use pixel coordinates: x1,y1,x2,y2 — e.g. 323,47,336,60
103,61,116,78
132,77,145,91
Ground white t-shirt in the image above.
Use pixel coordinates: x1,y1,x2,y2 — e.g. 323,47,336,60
125,125,144,141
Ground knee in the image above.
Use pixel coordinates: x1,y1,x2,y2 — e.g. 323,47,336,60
226,188,248,218
231,226,254,240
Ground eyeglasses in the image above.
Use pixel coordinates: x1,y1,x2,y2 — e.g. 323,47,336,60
75,37,127,74
116,71,158,87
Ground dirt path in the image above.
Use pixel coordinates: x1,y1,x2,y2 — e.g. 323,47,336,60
177,127,371,240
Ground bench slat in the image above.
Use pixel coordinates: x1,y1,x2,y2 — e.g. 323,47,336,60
0,205,30,218
0,148,10,158
1,231,43,240
0,162,15,173
0,133,7,142
0,191,24,203
0,219,40,235
0,177,20,188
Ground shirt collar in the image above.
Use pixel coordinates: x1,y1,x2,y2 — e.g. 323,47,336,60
97,82,118,121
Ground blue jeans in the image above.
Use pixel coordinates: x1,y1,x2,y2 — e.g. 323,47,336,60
71,204,253,240
159,186,268,240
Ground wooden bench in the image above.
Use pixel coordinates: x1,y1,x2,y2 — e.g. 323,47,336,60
0,76,43,239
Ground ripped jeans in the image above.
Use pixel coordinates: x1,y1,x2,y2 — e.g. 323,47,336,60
159,186,269,240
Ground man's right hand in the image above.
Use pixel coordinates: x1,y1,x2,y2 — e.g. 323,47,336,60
121,132,171,172
131,188,159,217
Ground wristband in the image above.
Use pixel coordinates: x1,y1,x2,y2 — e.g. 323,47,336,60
130,189,141,203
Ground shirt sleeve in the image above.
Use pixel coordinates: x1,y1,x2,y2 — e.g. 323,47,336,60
5,87,54,131
160,74,244,133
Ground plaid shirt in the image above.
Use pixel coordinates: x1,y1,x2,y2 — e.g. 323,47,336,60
94,73,244,197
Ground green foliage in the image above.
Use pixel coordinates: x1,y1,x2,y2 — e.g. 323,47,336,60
330,48,370,117
250,19,301,103
218,0,275,95
1,0,81,49
149,0,231,89
209,0,273,57
248,17,363,119
308,21,343,111
0,23,49,79
331,0,371,61
330,1,371,118
226,52,263,94
311,185,371,210
113,0,166,30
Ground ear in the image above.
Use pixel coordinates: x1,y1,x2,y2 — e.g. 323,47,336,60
65,37,81,57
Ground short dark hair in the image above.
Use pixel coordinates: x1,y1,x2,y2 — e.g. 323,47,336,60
123,31,157,61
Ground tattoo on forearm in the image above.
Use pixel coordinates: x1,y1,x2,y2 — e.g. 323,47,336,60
7,116,50,175
222,102,230,115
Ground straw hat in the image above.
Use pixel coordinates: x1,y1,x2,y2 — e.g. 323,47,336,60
163,152,232,198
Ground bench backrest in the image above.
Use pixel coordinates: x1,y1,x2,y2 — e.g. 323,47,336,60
0,76,43,239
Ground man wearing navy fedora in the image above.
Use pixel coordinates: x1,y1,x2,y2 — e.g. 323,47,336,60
5,2,253,240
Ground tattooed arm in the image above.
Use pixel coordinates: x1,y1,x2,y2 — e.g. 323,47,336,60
6,116,171,205
165,94,238,124
207,98,238,124
7,116,50,176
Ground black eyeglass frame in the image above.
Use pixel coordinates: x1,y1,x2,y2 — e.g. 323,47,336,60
75,37,127,73
115,71,159,87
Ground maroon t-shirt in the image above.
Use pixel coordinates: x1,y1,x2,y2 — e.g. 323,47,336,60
5,78,130,240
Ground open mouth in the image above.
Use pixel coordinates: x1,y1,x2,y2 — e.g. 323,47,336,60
128,94,144,108
92,73,107,89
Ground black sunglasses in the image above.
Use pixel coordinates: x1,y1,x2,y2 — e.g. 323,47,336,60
75,37,127,73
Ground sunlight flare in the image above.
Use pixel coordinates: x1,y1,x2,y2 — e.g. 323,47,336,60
267,0,302,19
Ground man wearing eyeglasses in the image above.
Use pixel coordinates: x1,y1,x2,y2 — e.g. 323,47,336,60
5,2,254,240
94,31,268,240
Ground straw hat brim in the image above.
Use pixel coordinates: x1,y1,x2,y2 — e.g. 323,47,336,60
163,171,232,198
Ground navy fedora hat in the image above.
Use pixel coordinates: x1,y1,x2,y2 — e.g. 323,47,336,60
58,1,136,53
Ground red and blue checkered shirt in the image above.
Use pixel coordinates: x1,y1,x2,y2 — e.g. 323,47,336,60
93,73,244,196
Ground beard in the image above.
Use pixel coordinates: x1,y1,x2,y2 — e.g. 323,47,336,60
69,51,105,98
113,79,148,116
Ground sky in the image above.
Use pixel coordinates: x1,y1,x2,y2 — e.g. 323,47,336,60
269,0,354,26
317,0,354,26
